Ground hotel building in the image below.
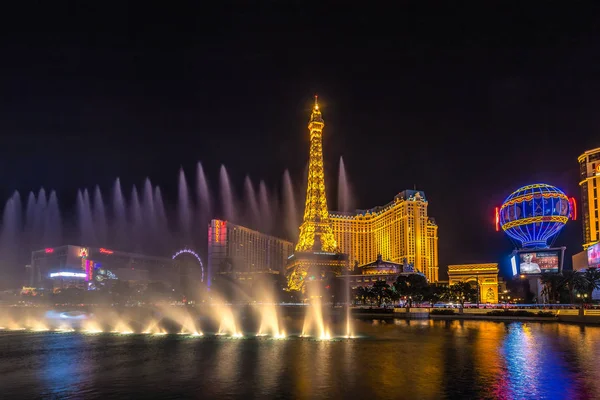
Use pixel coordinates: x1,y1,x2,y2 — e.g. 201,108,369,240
29,245,176,290
208,219,294,284
329,190,439,282
579,147,600,249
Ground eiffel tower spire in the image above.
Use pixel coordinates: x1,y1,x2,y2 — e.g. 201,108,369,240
295,95,337,252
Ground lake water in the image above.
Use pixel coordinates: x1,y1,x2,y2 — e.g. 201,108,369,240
0,319,599,399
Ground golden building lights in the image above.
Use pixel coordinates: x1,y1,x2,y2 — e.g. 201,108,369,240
578,147,600,249
295,95,338,253
330,191,439,283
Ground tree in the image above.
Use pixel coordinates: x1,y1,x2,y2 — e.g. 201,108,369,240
425,284,450,306
561,270,588,304
353,286,369,305
582,268,600,300
393,276,409,297
540,272,563,304
393,274,429,306
450,281,477,307
406,274,428,303
370,280,392,307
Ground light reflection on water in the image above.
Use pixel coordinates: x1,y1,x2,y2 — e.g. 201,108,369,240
0,320,599,399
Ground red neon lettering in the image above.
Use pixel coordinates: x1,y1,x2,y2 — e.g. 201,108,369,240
495,207,500,232
569,197,577,220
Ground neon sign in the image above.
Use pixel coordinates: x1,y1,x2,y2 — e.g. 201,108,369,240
495,207,499,232
569,197,577,220
45,248,54,254
99,248,114,254
50,272,87,278
80,247,88,275
85,260,94,281
215,220,221,243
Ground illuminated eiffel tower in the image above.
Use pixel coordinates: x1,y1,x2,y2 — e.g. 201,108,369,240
287,96,348,292
295,96,337,252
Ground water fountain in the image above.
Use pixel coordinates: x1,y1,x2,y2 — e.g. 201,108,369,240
243,175,260,229
258,180,271,234
93,186,108,245
112,178,128,249
337,156,353,213
219,164,236,222
44,191,61,247
156,304,202,336
301,283,331,340
0,161,308,271
195,162,212,255
0,156,361,343
256,282,285,339
282,169,298,242
208,293,243,337
178,168,192,244
132,185,143,249
77,189,96,246
141,178,156,250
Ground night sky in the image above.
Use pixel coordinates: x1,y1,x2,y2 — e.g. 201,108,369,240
1,3,599,278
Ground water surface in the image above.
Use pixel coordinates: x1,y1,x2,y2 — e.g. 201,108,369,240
0,320,598,399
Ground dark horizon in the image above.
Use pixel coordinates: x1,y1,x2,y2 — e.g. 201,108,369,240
1,3,599,279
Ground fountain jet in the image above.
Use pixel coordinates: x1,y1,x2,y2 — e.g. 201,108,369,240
219,165,236,223
178,168,192,243
282,170,299,241
243,175,260,229
337,156,353,212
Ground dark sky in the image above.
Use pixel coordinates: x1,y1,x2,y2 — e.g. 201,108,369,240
1,3,599,278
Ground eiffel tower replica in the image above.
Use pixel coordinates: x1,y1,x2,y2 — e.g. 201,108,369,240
287,96,349,292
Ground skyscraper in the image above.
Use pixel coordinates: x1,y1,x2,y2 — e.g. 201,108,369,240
578,147,600,248
286,97,349,292
207,219,294,283
330,190,439,282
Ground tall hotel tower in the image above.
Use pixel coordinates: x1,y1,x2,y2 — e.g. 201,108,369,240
579,147,600,248
330,191,439,282
286,97,349,292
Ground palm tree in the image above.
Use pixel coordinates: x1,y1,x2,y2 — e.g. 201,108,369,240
583,267,600,300
540,272,563,304
561,270,587,304
450,281,477,307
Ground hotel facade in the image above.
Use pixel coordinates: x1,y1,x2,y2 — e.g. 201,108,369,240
329,190,439,282
579,147,600,249
208,219,294,284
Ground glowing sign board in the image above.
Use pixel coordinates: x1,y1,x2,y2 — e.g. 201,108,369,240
518,251,559,275
50,272,87,278
588,243,600,267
